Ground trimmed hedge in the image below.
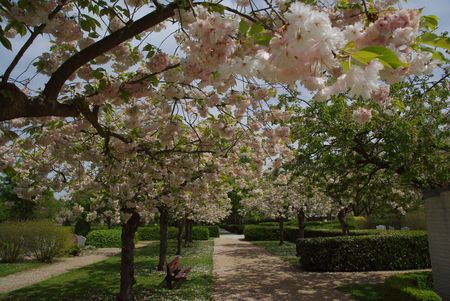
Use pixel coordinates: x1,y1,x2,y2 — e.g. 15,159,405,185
86,229,135,248
137,226,210,240
384,272,441,301
192,226,209,240
207,225,220,238
296,232,430,272
137,226,177,240
244,225,380,242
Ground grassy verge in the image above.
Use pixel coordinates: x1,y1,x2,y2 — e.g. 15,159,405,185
0,261,46,277
338,283,385,301
0,240,214,301
251,241,298,267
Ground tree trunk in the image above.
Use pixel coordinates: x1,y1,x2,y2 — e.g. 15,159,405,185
157,206,169,271
278,218,285,245
297,208,306,239
176,219,184,255
184,215,189,247
188,220,193,244
337,208,350,236
117,211,140,301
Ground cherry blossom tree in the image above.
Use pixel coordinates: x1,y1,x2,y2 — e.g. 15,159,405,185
289,73,449,234
1,0,448,300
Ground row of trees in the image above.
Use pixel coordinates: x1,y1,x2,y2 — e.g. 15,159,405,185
0,0,448,300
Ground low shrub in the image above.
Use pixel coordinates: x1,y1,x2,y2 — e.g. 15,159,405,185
0,222,26,262
86,229,124,248
0,220,73,263
67,245,82,256
137,226,177,240
23,220,73,262
206,225,220,238
221,224,244,234
192,226,209,240
384,272,441,301
244,225,380,242
297,231,430,272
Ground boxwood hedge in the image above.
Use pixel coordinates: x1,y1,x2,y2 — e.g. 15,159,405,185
384,272,441,301
137,226,177,240
137,226,210,240
192,226,209,240
244,225,379,242
207,225,220,238
296,231,430,272
86,229,125,248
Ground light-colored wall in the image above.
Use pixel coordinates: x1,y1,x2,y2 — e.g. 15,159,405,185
425,191,450,301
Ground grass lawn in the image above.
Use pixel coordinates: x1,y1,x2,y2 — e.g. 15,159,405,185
0,261,46,277
251,241,298,267
0,240,214,301
337,283,385,301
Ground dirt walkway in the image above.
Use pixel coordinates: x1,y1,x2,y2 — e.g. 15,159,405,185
0,241,152,293
212,233,418,301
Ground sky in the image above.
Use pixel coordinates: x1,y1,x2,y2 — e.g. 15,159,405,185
0,0,449,93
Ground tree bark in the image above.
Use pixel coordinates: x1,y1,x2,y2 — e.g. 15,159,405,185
184,215,189,247
157,206,169,271
297,208,306,239
188,220,193,244
278,218,285,245
337,208,350,236
176,219,184,255
117,211,140,301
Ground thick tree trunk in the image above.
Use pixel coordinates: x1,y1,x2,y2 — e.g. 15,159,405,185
337,208,350,236
297,208,306,239
188,220,193,244
176,219,184,255
184,215,189,247
117,211,140,301
157,206,169,271
278,218,285,245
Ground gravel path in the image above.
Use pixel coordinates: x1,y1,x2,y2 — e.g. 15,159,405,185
212,233,422,301
0,241,152,293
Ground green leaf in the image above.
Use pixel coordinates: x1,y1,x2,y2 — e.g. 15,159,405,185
254,34,272,46
0,35,11,50
417,33,450,50
420,15,439,31
352,46,407,69
392,98,405,112
200,3,225,14
340,60,350,72
239,20,250,36
249,22,264,37
351,50,379,65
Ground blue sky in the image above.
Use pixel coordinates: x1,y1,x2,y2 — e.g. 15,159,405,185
0,0,448,91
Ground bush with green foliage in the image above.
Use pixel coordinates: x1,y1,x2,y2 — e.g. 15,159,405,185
206,225,220,237
384,272,441,301
0,220,73,263
67,245,82,256
137,226,177,240
192,226,209,240
0,221,26,262
23,220,73,262
86,229,128,248
297,231,430,272
244,225,380,242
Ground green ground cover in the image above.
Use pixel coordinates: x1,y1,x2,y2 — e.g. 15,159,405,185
0,261,46,277
0,240,214,301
